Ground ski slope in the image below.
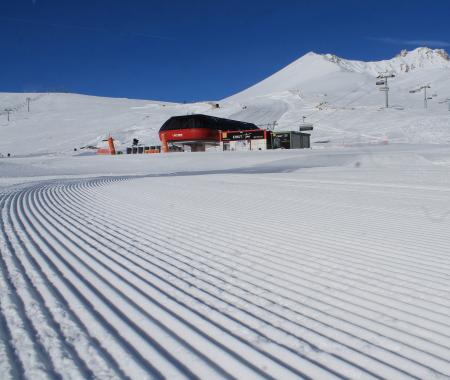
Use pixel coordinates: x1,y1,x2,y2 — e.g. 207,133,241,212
1,47,450,379
1,146,450,379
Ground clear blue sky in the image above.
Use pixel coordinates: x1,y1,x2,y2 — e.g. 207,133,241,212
1,0,449,102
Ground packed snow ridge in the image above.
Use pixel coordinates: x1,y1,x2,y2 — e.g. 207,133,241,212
2,146,450,379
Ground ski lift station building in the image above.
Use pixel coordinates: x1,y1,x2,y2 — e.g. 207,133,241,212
158,114,310,152
159,114,258,152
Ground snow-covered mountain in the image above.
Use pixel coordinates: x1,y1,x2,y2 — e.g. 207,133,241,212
1,47,449,155
229,47,450,99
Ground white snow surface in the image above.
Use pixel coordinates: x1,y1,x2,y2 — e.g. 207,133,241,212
1,47,450,379
1,47,449,156
1,145,450,379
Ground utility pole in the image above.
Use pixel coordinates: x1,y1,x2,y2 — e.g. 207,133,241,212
376,73,396,108
4,108,12,122
26,97,31,112
409,85,431,109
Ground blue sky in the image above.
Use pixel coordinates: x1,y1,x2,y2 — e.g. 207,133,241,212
1,0,449,101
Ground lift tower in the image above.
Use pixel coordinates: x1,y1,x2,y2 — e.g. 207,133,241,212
376,73,395,108
409,85,431,109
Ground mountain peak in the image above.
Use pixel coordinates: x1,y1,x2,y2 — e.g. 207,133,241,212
304,51,319,57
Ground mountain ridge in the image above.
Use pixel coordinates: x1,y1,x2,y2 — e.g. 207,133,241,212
322,47,450,76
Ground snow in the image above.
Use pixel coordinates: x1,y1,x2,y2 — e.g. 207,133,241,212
1,145,450,379
1,47,450,379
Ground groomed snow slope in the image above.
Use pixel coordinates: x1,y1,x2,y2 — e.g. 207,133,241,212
1,145,450,379
1,47,449,155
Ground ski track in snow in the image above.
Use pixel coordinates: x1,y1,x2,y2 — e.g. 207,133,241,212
1,169,450,379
